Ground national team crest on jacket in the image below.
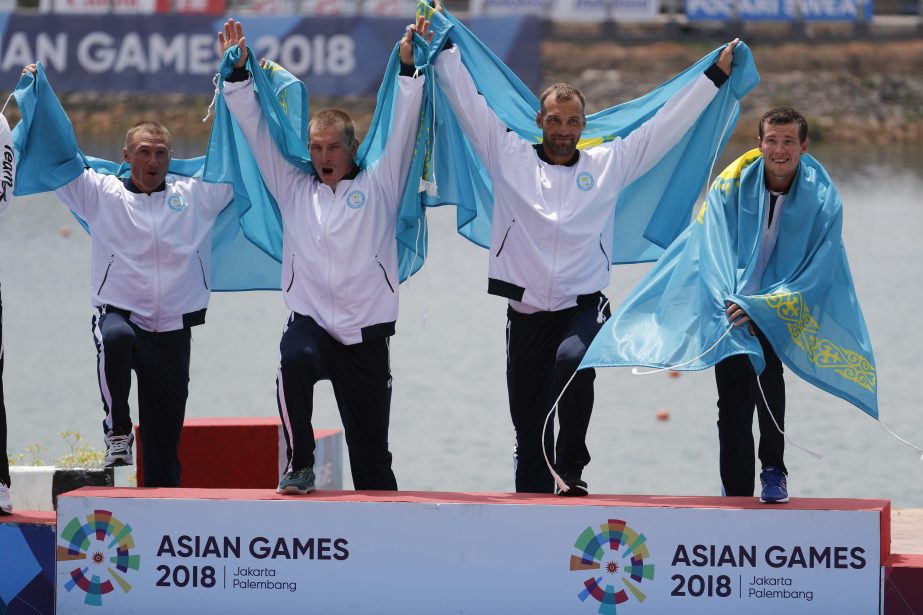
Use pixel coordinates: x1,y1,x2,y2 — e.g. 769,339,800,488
167,194,188,212
576,172,595,192
346,190,367,209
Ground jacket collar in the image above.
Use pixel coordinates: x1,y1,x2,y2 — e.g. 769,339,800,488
533,143,579,167
124,177,167,194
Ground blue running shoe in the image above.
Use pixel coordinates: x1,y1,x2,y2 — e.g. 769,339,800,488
760,466,789,504
276,467,315,495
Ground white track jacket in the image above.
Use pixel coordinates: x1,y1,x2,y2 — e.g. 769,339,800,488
435,46,723,311
0,114,14,216
222,74,424,345
54,172,232,332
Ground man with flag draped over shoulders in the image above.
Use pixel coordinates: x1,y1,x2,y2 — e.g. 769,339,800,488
432,1,739,496
217,18,427,496
581,107,877,504
718,108,821,504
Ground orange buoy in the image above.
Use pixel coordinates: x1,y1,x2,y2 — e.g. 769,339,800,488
656,409,670,421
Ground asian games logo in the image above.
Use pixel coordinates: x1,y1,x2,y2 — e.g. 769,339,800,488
167,194,188,212
570,518,655,613
576,172,595,192
57,509,141,606
346,190,367,209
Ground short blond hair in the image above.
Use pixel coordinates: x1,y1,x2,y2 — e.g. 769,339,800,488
124,121,172,151
309,109,356,147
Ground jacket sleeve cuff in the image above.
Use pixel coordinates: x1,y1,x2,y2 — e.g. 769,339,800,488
704,63,728,88
226,66,250,83
399,62,417,77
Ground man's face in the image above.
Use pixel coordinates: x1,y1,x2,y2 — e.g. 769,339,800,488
123,131,171,194
309,127,358,188
537,95,586,161
758,122,807,190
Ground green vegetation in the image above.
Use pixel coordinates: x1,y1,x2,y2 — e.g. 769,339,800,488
7,431,105,469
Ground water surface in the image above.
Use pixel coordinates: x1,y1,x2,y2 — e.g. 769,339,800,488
1,143,920,506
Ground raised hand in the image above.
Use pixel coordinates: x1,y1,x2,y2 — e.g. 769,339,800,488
399,15,433,66
218,19,248,69
716,38,739,76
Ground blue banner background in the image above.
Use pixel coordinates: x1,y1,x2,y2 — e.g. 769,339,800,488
0,13,539,94
686,0,874,21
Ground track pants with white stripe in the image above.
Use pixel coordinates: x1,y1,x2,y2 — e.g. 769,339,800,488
93,307,191,487
505,292,610,494
0,282,9,486
276,313,397,491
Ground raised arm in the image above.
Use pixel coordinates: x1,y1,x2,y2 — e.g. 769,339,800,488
217,19,303,211
617,39,739,188
18,63,100,221
366,17,428,209
433,42,523,175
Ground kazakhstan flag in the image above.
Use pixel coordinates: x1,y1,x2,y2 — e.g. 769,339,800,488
417,4,760,263
205,38,432,283
581,150,878,419
11,63,280,292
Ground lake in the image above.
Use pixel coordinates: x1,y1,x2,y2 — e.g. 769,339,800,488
1,142,920,507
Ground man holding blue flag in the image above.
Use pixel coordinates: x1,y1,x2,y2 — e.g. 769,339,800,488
717,108,810,504
581,106,877,504
433,9,739,496
19,65,234,487
218,18,427,495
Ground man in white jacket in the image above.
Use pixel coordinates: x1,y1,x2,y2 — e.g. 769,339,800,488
23,64,234,487
0,113,15,514
218,18,426,495
434,23,738,496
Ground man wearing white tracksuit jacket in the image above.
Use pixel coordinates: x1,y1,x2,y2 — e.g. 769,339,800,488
18,64,235,487
47,116,233,487
218,19,426,494
434,39,739,495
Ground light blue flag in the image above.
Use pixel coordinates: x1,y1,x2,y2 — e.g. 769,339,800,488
581,149,878,419
205,36,434,283
417,5,760,262
11,63,279,291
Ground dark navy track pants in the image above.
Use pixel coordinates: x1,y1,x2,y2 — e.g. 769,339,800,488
715,327,787,496
505,293,610,493
92,307,191,488
276,313,397,491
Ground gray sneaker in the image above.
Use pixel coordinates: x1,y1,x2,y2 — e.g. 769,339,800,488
0,481,12,515
276,467,315,495
104,430,134,467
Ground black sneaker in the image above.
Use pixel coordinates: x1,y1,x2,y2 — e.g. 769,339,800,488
556,473,589,497
276,467,315,495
